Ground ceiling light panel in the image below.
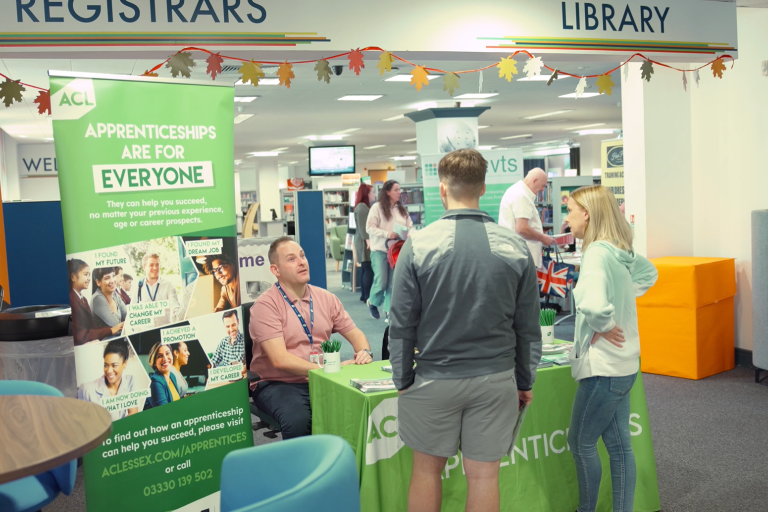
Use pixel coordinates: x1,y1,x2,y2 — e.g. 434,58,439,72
382,115,405,121
518,75,571,82
558,93,601,99
234,96,258,102
566,123,605,130
364,145,386,149
523,110,574,120
454,93,499,99
234,114,254,124
338,95,383,101
385,74,440,82
500,134,533,140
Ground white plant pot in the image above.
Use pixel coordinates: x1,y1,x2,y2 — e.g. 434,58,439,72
541,325,555,345
323,352,341,373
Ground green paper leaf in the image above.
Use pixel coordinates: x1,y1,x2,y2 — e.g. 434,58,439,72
0,79,25,108
165,52,196,79
640,60,654,82
315,59,332,84
443,73,460,96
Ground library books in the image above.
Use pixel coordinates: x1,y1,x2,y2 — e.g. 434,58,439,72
350,378,397,393
542,343,572,355
541,354,571,366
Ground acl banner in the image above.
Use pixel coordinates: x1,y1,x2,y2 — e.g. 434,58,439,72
420,148,524,226
51,72,253,512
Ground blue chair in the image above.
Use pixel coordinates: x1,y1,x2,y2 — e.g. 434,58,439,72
0,381,77,512
220,435,360,512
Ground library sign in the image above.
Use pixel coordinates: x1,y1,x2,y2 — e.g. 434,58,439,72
0,0,736,60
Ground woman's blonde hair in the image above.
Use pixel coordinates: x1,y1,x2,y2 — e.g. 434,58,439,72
570,185,633,252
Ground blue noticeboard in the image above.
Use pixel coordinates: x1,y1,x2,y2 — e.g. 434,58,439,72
3,201,69,308
295,191,327,290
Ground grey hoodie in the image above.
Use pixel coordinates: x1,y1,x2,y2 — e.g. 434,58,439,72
389,209,542,391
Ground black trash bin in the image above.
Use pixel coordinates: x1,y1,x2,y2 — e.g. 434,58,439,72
0,305,77,397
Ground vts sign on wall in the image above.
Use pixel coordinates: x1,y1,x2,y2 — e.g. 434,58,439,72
18,144,57,176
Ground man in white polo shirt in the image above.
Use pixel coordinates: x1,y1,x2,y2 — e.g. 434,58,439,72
498,167,555,268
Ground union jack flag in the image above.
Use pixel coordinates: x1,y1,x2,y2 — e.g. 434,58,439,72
536,258,574,298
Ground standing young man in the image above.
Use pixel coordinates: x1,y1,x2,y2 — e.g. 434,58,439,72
390,149,542,512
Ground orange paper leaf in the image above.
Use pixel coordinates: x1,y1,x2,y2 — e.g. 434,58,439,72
206,52,225,80
239,60,265,87
595,74,615,96
410,66,430,92
278,61,295,88
141,70,159,77
711,58,726,79
34,90,51,115
348,49,365,76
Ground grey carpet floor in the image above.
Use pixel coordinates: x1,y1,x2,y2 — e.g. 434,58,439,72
48,262,768,511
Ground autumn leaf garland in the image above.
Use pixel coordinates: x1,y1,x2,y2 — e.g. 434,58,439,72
0,48,735,113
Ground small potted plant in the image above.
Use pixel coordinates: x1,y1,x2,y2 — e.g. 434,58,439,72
321,339,342,373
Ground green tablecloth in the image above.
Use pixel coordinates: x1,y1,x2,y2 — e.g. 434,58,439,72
310,361,661,512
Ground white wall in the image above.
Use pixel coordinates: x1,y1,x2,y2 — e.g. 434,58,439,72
0,131,20,201
622,8,768,351
257,159,281,221
688,8,768,351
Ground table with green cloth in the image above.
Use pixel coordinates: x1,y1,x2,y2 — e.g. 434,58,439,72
310,359,661,512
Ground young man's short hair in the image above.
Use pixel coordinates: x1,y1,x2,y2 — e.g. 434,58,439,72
123,274,133,282
268,236,295,265
222,309,239,322
142,252,160,268
437,149,487,200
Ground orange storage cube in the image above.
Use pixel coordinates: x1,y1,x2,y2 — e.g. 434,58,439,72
637,257,735,380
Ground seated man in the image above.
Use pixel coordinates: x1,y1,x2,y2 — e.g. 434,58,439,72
249,237,373,439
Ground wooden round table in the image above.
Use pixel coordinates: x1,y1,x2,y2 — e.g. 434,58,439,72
0,395,112,485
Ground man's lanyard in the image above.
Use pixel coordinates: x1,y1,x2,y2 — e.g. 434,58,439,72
144,281,159,302
276,282,314,348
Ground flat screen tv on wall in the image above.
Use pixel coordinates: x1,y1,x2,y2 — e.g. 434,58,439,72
308,145,355,176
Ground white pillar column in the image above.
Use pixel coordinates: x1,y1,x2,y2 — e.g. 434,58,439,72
621,62,694,258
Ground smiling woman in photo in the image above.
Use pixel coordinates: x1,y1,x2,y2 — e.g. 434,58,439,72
78,338,139,421
91,267,128,332
148,342,185,407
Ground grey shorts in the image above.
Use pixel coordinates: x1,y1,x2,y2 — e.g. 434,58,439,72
397,368,519,462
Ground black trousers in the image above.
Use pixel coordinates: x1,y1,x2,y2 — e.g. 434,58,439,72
252,381,311,439
359,261,374,302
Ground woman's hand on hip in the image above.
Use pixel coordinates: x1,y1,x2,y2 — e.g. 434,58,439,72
387,231,398,240
592,325,625,348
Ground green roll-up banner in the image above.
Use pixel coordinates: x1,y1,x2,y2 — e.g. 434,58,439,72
51,72,253,512
421,148,524,225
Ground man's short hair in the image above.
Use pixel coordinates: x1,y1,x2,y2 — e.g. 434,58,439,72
438,149,487,200
222,310,239,323
123,274,133,282
268,236,295,265
204,252,234,274
142,252,160,268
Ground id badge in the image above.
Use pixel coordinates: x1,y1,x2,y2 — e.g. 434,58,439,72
309,347,320,364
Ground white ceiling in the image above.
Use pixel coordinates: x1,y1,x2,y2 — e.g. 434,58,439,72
0,56,624,167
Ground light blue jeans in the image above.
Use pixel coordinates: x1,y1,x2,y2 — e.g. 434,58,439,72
568,373,638,512
369,250,392,313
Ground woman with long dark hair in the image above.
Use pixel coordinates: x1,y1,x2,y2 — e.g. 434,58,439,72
354,183,376,303
91,267,128,331
565,185,658,512
365,180,413,321
68,259,122,345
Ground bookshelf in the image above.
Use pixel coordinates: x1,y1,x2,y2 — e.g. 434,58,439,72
323,188,351,255
373,182,426,230
341,220,356,291
281,190,296,221
542,176,601,234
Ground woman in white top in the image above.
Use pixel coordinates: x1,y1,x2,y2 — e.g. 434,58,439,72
365,180,413,321
564,185,657,512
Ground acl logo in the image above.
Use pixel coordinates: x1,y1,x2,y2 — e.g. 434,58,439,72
51,78,97,121
365,398,404,465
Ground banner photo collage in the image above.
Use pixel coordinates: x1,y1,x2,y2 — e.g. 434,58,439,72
51,72,253,512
